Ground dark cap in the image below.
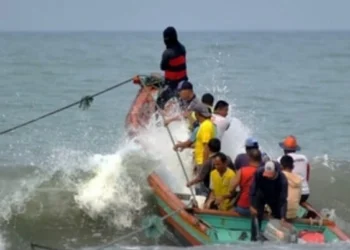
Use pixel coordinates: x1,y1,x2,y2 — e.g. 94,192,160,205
177,81,193,91
191,102,211,118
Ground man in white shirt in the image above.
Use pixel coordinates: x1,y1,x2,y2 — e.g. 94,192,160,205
211,100,230,140
277,135,311,203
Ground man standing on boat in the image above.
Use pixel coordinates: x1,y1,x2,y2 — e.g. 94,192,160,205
173,102,216,172
164,81,200,128
157,26,188,109
249,161,288,241
277,135,311,203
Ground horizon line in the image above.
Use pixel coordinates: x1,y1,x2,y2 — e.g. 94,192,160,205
0,29,350,33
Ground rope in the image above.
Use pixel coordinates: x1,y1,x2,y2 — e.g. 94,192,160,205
0,77,133,135
139,82,198,206
29,201,192,250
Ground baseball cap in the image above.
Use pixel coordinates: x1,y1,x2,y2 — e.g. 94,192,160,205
263,161,276,178
177,81,193,91
191,102,211,118
245,137,259,148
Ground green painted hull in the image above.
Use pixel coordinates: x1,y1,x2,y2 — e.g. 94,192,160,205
155,196,340,245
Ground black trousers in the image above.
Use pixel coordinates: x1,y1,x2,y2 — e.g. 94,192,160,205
251,191,282,241
156,84,179,109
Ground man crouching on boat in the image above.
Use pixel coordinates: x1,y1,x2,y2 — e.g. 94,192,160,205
249,161,288,241
204,152,236,211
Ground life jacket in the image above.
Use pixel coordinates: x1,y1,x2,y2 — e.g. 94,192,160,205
237,165,258,208
283,171,302,219
164,46,187,84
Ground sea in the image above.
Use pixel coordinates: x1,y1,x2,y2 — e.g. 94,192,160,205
0,31,350,250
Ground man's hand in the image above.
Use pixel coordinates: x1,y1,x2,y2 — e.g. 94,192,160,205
164,119,171,126
250,206,258,216
186,181,193,187
215,196,224,205
173,143,181,151
183,111,191,118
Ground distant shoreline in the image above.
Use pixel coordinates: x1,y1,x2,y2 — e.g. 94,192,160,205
0,29,350,34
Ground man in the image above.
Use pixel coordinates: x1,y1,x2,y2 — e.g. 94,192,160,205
163,81,200,127
249,161,288,241
234,137,270,170
280,155,302,219
201,93,214,112
223,149,261,216
211,100,230,140
173,102,216,172
191,93,215,130
277,135,310,203
157,26,188,109
186,138,235,196
204,152,236,211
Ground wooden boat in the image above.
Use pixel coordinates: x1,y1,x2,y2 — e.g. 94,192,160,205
125,73,350,245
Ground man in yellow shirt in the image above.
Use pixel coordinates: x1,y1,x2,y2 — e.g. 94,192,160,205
205,152,236,211
174,102,216,166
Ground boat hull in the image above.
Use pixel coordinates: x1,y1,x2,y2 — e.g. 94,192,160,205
148,172,350,245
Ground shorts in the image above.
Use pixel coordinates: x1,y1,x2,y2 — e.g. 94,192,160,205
300,194,309,203
235,206,251,216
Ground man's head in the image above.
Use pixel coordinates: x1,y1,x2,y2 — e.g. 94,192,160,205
214,100,229,117
244,137,259,153
247,149,262,166
280,155,294,172
177,81,194,101
201,93,214,107
208,138,221,154
213,152,227,173
191,102,211,121
279,135,301,154
163,26,178,47
262,161,278,180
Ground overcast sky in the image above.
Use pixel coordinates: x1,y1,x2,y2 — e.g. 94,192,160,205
1,0,350,31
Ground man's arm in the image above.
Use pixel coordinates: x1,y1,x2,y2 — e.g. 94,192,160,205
187,160,211,187
306,163,311,182
279,173,288,219
160,49,171,71
164,115,182,126
204,173,215,209
222,169,241,199
173,139,192,151
203,143,209,163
